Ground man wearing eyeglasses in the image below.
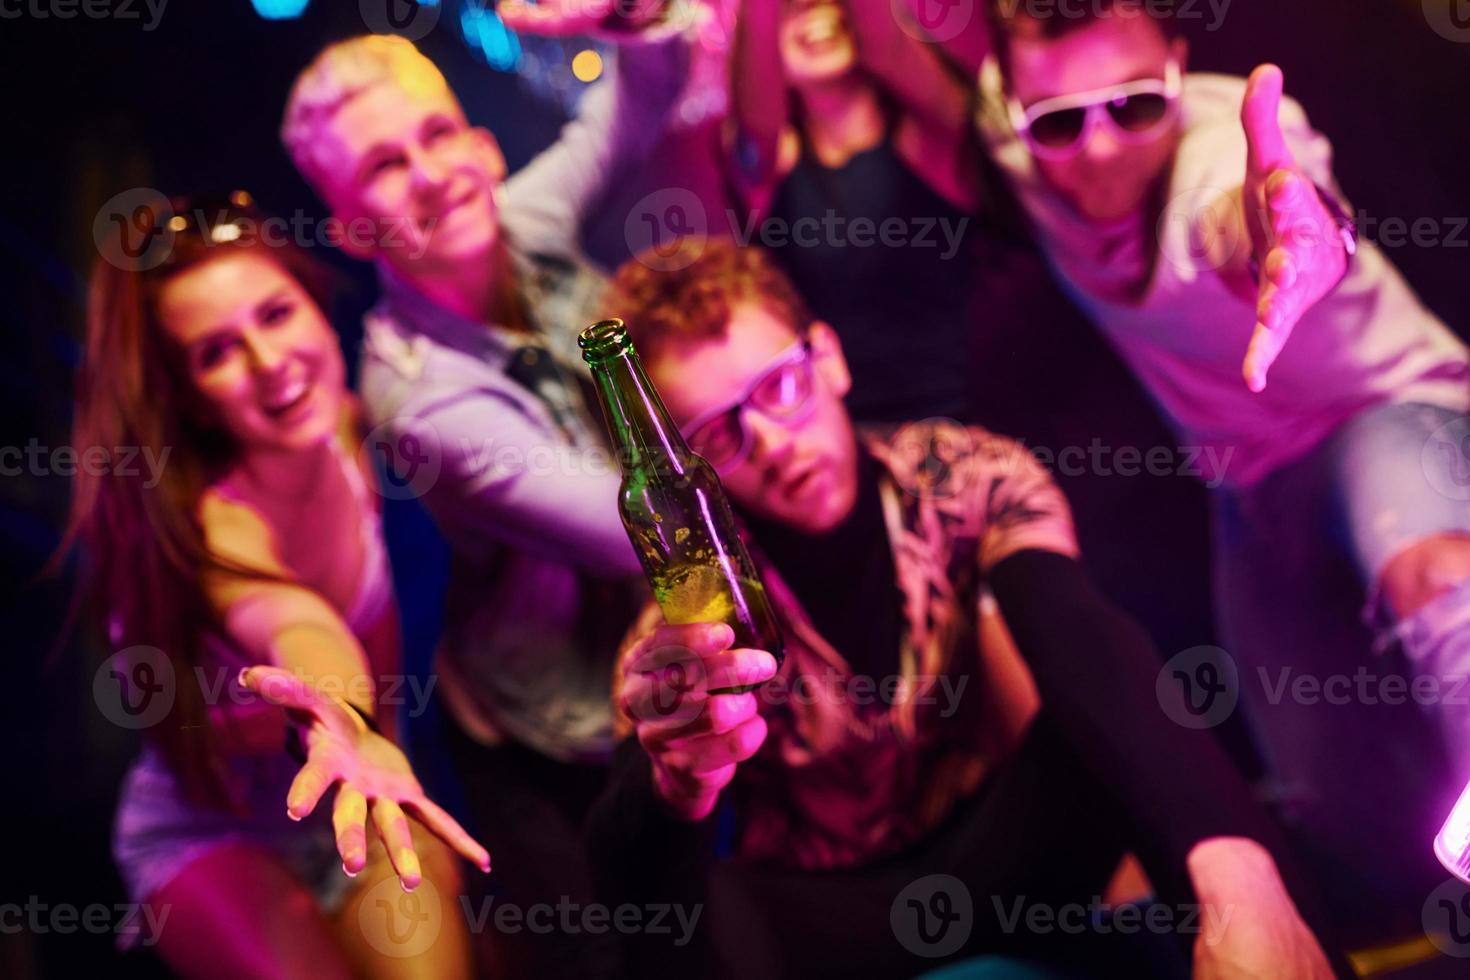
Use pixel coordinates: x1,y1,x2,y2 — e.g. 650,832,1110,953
587,238,1344,977
977,0,1470,937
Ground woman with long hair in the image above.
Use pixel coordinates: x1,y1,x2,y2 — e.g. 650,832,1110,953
64,191,486,978
726,0,985,423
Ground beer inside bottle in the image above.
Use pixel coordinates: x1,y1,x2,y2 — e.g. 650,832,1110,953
579,318,784,683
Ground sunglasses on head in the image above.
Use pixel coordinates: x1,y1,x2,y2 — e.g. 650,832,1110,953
132,189,262,271
680,337,816,470
1008,60,1181,161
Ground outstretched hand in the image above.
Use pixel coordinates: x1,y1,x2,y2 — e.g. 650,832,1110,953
239,666,491,890
1239,64,1350,393
499,0,665,37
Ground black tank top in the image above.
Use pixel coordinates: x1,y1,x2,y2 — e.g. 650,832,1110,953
763,136,977,424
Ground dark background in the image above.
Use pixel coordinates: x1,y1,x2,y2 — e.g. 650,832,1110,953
2,0,1468,975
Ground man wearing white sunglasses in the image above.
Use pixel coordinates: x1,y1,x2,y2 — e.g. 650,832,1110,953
977,0,1470,940
589,237,1341,978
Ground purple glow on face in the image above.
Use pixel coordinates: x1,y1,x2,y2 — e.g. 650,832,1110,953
1435,780,1470,882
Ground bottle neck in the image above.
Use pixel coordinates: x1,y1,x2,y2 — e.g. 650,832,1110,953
588,348,691,475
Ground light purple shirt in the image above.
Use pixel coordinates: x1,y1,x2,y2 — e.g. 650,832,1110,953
978,64,1470,488
360,38,688,762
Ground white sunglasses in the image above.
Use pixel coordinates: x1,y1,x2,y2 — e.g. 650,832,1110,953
1007,60,1181,161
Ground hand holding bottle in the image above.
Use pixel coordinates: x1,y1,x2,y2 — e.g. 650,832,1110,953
1239,64,1350,393
618,622,779,821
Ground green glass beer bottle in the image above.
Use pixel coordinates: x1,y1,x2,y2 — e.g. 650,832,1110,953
579,318,785,680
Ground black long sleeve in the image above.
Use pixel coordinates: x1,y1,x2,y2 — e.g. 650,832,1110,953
586,736,724,977
588,736,719,891
989,549,1349,971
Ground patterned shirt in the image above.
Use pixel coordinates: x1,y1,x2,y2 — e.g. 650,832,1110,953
617,419,1079,869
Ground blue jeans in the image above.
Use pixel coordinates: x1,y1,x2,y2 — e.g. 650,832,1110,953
1329,401,1470,777
1213,400,1470,935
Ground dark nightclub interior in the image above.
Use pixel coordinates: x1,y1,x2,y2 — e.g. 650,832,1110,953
5,0,1470,977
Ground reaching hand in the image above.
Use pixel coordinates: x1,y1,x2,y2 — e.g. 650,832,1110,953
618,622,778,821
1239,64,1349,393
1187,838,1335,980
498,0,664,37
238,666,491,890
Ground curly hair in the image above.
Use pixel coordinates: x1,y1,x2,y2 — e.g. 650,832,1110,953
608,238,813,362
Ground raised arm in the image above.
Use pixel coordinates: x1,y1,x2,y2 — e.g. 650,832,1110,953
500,1,695,264
726,0,790,216
405,390,643,578
846,0,972,142
892,0,989,78
202,492,490,888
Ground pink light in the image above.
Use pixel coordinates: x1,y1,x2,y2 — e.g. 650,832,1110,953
1434,779,1470,883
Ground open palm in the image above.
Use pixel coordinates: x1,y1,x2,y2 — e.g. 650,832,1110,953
239,666,491,890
